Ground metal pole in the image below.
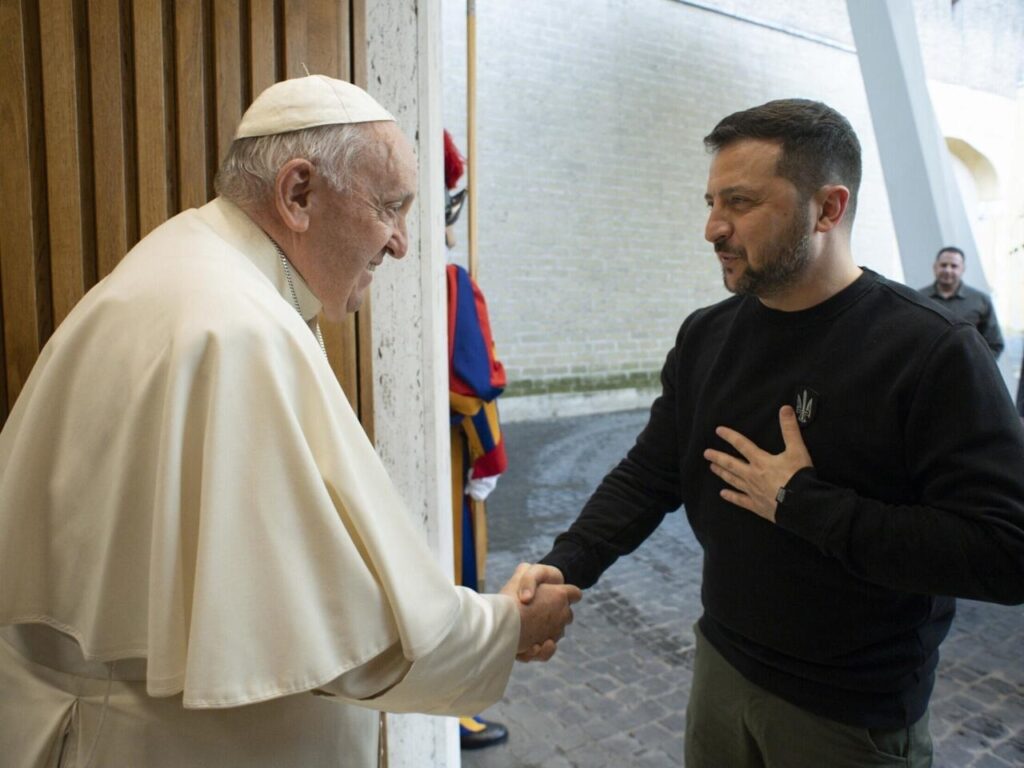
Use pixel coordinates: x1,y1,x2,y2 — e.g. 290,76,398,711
466,0,478,280
466,0,488,588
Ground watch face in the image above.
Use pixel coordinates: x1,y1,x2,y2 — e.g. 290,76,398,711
794,386,820,426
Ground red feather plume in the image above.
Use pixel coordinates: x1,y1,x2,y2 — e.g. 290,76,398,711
444,130,466,190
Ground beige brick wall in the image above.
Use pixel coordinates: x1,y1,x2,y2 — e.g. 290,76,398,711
441,0,1021,397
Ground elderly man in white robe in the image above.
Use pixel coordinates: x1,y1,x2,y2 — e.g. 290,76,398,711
0,76,579,768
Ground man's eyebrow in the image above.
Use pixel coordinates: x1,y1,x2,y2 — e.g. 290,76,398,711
706,185,738,200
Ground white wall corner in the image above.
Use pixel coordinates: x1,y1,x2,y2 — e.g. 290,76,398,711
847,0,984,289
366,0,459,765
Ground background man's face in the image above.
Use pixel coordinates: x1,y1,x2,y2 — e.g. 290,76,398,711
933,250,965,291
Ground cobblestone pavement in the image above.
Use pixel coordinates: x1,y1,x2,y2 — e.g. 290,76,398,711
464,347,1024,768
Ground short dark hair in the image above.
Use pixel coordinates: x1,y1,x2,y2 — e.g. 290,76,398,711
704,99,862,225
935,246,965,264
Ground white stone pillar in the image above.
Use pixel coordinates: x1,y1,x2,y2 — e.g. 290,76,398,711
366,0,460,765
847,0,987,290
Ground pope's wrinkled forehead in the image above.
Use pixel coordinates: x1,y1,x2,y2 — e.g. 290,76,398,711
350,121,418,201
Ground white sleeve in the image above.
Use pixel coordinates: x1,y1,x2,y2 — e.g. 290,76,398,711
316,589,519,716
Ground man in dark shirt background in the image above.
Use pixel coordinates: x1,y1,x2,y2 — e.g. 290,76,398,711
517,99,1024,768
919,246,1004,358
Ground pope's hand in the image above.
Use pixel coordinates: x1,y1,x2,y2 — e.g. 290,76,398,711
500,563,581,662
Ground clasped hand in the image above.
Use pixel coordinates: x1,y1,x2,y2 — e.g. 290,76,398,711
499,563,581,663
702,405,813,523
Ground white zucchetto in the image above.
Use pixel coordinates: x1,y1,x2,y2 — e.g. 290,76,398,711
235,75,395,139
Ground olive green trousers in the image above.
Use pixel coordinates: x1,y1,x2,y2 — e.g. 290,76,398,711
684,625,933,768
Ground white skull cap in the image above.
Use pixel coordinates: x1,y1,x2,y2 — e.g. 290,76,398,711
234,75,394,139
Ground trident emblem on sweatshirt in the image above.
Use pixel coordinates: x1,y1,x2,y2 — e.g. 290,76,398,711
794,387,820,426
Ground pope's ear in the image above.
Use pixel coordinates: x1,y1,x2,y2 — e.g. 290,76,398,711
274,159,313,233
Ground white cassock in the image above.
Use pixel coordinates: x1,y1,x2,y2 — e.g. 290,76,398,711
0,197,519,767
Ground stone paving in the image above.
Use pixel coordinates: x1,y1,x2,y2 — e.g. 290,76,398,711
463,358,1024,768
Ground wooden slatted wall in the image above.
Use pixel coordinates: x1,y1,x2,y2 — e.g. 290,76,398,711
0,0,374,439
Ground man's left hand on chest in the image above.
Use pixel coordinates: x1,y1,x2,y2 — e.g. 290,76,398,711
703,405,814,523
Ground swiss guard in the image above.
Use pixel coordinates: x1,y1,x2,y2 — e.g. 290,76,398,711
444,130,511,751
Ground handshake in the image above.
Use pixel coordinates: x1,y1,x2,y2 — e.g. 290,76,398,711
499,563,582,663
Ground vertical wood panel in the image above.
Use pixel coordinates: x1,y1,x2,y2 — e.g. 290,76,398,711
248,0,278,98
133,0,173,238
351,0,366,88
0,0,48,409
174,0,208,210
320,313,360,421
39,0,91,326
337,314,359,422
212,0,243,165
88,0,134,278
356,295,375,443
337,0,351,83
306,0,341,76
282,0,309,78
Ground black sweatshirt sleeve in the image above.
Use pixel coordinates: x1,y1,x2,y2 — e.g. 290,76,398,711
540,345,685,588
1016,370,1024,419
777,324,1024,604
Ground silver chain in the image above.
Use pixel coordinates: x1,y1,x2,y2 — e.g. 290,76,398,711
274,243,328,359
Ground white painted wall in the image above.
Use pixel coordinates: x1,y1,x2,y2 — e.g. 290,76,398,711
366,0,461,765
930,81,1024,330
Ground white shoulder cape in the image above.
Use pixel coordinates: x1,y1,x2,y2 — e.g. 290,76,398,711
0,199,461,708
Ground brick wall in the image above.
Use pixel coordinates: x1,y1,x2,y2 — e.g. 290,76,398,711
441,0,1020,397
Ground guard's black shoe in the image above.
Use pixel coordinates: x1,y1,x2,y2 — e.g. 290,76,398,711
459,716,509,750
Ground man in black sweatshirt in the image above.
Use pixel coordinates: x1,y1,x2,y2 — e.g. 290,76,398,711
517,99,1024,767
